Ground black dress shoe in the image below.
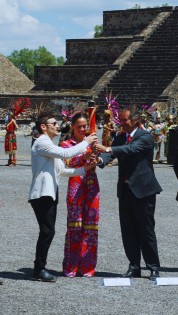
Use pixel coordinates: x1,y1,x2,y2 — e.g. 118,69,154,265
150,270,159,280
32,269,57,282
121,269,141,278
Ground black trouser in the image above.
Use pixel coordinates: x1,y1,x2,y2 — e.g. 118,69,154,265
119,185,160,271
30,196,57,271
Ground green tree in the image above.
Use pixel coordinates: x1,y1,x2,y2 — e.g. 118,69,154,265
7,46,65,81
93,25,103,38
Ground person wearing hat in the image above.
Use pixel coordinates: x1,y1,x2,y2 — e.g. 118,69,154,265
4,111,18,166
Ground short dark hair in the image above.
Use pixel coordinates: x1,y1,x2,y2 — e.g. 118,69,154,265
36,112,56,134
119,107,141,124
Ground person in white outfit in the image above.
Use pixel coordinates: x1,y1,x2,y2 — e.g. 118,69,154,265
28,112,97,282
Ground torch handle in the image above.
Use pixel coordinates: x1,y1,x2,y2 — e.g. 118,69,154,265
88,106,97,133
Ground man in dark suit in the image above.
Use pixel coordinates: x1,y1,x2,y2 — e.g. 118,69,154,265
96,108,162,279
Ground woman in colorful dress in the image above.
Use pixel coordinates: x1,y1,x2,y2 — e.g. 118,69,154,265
61,111,100,277
4,112,18,166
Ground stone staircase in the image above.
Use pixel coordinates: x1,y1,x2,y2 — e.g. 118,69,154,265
97,7,178,106
31,6,178,107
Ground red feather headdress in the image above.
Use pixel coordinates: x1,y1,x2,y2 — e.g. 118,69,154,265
11,98,31,117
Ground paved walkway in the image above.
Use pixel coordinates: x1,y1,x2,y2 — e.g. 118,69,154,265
0,135,178,315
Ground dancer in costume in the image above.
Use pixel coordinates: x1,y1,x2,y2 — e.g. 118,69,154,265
4,112,18,166
58,111,71,145
152,117,165,162
4,97,31,166
102,110,115,146
102,91,120,165
61,111,100,277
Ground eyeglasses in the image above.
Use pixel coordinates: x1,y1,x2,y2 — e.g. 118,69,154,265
46,121,58,126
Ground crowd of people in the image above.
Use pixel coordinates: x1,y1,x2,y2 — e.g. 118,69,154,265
1,105,178,284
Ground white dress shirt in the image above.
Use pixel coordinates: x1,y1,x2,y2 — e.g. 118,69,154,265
28,134,88,201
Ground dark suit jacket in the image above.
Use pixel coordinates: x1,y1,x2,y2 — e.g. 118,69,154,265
99,128,162,199
173,153,178,179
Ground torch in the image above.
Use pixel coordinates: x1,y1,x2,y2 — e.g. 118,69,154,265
88,100,97,134
87,100,99,170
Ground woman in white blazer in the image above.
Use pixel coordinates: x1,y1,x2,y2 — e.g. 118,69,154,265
28,112,97,282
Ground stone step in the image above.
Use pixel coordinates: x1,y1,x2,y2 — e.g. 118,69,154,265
109,81,174,86
134,50,178,54
132,52,178,58
112,73,176,79
97,9,178,105
107,88,166,94
123,63,178,68
116,69,178,75
121,63,178,68
107,85,169,92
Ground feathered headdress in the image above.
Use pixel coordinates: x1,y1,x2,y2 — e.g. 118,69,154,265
61,110,70,117
105,89,120,125
10,98,31,117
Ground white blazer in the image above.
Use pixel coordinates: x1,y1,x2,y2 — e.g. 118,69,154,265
28,134,88,201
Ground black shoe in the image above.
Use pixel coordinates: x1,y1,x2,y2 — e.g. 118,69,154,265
32,269,57,282
150,270,159,280
0,280,3,285
121,268,141,278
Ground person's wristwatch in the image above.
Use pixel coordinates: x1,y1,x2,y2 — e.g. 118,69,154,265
105,147,112,153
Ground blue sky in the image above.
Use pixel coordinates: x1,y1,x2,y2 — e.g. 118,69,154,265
0,0,177,58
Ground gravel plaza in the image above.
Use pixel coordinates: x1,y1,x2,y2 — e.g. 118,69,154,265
0,133,178,315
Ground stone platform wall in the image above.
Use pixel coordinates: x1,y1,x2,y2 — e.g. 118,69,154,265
103,6,173,36
34,65,118,89
65,37,133,65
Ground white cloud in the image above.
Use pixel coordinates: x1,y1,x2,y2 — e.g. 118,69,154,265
18,0,177,12
18,0,101,11
0,0,19,24
86,30,95,39
1,0,178,58
72,15,102,30
0,0,65,56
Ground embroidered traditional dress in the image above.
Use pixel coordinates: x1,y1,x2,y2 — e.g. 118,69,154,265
102,121,114,146
4,119,17,154
152,122,165,160
61,137,100,277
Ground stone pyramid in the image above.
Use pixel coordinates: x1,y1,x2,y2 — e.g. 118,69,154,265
0,53,34,94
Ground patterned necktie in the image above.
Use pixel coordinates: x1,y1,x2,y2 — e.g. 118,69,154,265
127,134,132,144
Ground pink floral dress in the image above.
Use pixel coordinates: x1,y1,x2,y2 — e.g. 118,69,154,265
61,137,100,277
